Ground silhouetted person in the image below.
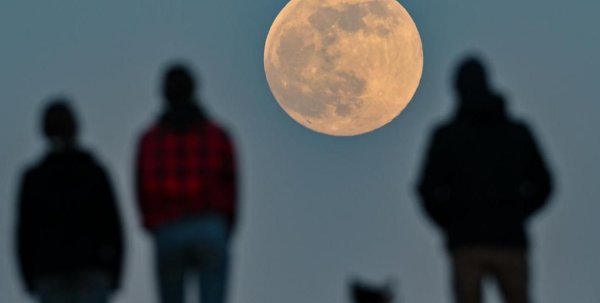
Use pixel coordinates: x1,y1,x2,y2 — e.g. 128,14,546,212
15,100,124,303
417,56,552,303
136,63,237,303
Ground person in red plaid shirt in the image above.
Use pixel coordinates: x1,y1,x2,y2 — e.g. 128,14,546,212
136,63,237,303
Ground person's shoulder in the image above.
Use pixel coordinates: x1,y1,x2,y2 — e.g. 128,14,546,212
143,123,163,136
17,161,41,194
205,120,233,141
21,152,54,179
72,149,108,172
431,119,458,138
511,118,531,129
434,121,453,133
21,149,98,179
138,123,163,144
20,161,41,183
505,117,533,134
81,148,103,164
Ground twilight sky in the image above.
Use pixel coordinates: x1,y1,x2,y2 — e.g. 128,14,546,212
1,1,599,302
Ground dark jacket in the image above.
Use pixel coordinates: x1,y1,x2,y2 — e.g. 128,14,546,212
417,94,552,249
16,149,124,293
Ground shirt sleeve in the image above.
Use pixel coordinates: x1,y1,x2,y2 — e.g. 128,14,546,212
16,170,36,293
221,130,238,233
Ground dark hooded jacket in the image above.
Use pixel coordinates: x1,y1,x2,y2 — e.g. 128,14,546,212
16,149,124,293
417,93,552,249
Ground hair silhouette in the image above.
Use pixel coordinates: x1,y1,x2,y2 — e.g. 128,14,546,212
450,56,507,125
159,63,207,131
162,64,198,108
42,99,78,142
454,56,490,97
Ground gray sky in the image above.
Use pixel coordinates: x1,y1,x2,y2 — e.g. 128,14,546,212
1,1,599,302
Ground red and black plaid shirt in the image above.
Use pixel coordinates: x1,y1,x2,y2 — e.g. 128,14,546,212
136,120,237,231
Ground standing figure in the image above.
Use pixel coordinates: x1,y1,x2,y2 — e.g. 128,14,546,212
136,63,237,303
417,56,552,303
16,100,124,303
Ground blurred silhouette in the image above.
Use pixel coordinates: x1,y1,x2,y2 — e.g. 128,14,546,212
15,99,124,303
351,278,395,303
135,63,237,303
417,56,552,303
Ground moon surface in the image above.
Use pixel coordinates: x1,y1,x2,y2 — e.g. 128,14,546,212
264,0,423,136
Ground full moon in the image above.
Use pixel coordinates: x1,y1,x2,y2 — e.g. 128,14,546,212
264,0,423,136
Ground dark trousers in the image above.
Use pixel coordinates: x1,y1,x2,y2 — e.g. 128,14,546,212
35,271,111,303
450,247,529,303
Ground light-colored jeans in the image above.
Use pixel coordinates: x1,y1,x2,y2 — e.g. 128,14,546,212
35,271,111,303
451,247,529,303
154,214,230,303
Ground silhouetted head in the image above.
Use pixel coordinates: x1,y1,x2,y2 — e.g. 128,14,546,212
162,63,198,108
454,56,490,99
453,55,506,122
42,99,78,146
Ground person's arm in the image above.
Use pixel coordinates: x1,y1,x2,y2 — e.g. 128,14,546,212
135,133,153,231
519,125,552,217
95,166,124,292
417,129,453,228
221,132,238,235
15,171,36,294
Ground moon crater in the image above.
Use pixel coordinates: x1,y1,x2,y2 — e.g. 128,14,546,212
265,0,423,136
